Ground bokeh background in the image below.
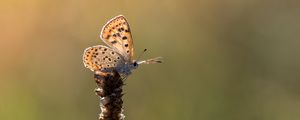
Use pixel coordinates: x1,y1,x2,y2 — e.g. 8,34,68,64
1,0,300,120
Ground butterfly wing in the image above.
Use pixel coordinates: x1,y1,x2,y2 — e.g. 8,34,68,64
100,15,134,62
83,45,125,72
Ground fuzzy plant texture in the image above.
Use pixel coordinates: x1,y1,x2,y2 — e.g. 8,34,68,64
94,71,125,120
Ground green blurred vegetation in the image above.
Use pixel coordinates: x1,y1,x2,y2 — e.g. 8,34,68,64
1,0,300,120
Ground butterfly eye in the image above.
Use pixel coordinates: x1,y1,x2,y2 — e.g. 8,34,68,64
133,62,137,67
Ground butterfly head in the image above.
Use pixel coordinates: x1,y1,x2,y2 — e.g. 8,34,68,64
130,60,139,70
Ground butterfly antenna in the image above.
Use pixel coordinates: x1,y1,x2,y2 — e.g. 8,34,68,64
136,49,163,64
136,49,147,61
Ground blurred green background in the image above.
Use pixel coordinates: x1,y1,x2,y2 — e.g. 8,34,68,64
1,0,300,120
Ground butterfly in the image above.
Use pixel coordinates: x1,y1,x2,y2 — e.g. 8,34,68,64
83,15,162,76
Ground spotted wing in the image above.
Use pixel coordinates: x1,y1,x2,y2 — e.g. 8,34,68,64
83,45,125,72
100,15,134,61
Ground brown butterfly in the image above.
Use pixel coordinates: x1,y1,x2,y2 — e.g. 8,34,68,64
83,15,162,75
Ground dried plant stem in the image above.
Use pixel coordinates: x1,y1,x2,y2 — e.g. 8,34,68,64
94,71,125,120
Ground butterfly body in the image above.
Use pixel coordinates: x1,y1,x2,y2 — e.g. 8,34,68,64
83,15,161,76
